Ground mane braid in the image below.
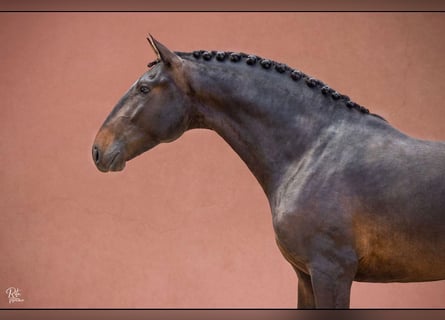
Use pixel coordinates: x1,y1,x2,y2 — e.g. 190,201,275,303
173,50,386,121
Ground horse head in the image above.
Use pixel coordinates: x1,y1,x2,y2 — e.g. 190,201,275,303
92,35,191,172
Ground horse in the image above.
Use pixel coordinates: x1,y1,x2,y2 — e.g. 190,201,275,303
92,35,445,308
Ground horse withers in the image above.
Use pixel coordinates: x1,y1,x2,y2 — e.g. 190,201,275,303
92,36,445,308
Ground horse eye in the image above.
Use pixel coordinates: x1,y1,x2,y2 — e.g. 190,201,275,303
139,86,150,94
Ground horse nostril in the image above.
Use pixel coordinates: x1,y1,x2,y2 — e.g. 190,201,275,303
92,146,100,164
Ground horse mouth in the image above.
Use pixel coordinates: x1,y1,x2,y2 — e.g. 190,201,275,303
96,150,126,173
108,151,126,172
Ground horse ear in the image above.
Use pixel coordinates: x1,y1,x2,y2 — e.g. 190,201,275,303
147,34,182,68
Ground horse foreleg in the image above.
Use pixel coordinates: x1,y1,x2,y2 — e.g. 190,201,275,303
309,255,357,308
294,268,316,308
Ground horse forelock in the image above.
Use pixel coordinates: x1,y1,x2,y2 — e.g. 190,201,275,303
147,59,161,68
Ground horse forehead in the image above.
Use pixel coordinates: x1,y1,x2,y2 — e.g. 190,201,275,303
141,64,161,80
129,78,139,88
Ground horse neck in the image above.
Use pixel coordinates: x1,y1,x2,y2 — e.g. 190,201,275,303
185,59,348,197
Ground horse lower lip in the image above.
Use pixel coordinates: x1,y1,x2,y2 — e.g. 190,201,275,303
109,152,124,171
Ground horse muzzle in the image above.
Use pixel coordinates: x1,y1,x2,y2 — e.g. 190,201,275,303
92,144,126,172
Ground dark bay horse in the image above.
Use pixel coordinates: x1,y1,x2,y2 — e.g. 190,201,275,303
92,36,445,308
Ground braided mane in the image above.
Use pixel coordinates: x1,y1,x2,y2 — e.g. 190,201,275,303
148,50,385,121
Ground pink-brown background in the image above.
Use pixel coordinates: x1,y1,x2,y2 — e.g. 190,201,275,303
0,13,444,308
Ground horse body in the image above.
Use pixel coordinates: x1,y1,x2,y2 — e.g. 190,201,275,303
272,120,445,289
93,36,445,308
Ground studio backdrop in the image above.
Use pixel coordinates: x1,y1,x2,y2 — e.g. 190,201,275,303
1,13,444,308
